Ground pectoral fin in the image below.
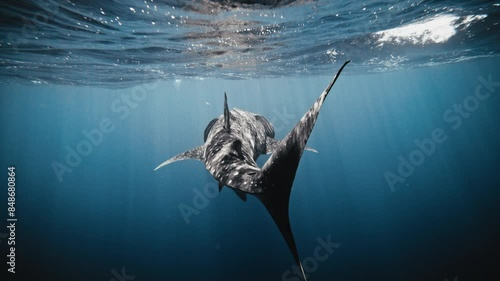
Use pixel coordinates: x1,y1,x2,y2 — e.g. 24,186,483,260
232,189,247,201
153,146,204,171
266,138,318,154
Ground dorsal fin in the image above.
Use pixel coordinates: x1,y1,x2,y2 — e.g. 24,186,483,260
224,92,231,132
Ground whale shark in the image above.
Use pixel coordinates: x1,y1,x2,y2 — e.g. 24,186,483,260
154,61,350,280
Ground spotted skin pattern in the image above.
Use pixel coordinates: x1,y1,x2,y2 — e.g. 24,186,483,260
204,107,273,193
154,61,350,281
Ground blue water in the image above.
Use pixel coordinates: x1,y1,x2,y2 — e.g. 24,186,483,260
1,1,500,281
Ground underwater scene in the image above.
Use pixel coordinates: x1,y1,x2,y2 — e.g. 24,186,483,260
0,1,499,281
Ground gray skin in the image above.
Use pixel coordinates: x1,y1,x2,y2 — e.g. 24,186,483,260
155,61,350,280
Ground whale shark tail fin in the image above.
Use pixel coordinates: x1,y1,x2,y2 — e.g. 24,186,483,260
153,146,204,171
256,61,350,281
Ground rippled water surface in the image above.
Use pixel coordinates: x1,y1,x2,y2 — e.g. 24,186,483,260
1,2,500,281
0,0,499,86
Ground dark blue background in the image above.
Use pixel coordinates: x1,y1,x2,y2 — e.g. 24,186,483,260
1,57,499,281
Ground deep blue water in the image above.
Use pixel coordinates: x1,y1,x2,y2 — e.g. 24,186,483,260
1,1,500,281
